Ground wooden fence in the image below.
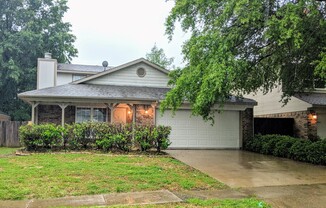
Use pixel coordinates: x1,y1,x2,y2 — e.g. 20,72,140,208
0,121,27,147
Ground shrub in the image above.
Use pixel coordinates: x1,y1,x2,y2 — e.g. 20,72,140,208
19,124,64,150
260,135,283,155
244,134,326,165
273,136,297,157
20,122,171,152
134,125,155,151
154,125,172,152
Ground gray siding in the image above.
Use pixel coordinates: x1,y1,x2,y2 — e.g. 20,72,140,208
246,86,312,115
85,63,169,87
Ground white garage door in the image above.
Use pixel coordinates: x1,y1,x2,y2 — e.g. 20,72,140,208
156,109,240,149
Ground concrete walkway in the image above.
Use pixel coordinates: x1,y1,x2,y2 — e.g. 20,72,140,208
166,150,326,208
0,190,183,208
0,189,251,208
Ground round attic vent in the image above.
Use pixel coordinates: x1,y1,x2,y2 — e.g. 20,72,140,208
137,67,146,77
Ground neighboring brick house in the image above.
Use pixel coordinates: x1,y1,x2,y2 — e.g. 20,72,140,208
18,54,256,149
246,86,326,140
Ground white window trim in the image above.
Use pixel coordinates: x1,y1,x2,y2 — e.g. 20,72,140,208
75,106,108,123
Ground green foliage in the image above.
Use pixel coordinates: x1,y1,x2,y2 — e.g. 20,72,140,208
19,124,65,150
0,0,77,120
163,0,326,121
19,122,171,152
146,44,174,69
134,125,155,151
154,125,172,152
244,134,326,165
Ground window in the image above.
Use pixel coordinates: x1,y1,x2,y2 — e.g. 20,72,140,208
76,107,107,123
136,67,146,77
76,108,91,123
93,108,107,122
72,74,86,81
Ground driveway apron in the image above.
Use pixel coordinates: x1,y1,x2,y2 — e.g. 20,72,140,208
166,150,326,208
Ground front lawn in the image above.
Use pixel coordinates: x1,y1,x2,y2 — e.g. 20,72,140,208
0,151,225,200
0,147,18,155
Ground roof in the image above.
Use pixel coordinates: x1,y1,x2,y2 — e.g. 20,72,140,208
294,92,326,106
74,58,170,84
57,63,112,73
18,84,170,101
18,84,257,106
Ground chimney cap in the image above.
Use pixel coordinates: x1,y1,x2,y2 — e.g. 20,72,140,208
44,52,52,59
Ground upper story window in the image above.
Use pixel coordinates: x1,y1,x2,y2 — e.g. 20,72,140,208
72,74,86,81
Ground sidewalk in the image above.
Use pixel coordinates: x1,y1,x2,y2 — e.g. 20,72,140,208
0,189,248,208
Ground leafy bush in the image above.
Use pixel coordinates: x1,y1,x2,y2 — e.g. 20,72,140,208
134,125,155,151
20,124,64,150
244,134,326,165
20,122,171,152
154,125,172,152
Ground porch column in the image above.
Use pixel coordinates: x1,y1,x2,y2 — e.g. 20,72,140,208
151,102,157,125
31,102,39,124
59,104,68,127
107,103,118,123
126,104,136,124
133,105,136,124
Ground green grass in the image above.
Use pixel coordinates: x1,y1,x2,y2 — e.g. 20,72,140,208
0,147,19,155
56,198,271,208
0,152,225,200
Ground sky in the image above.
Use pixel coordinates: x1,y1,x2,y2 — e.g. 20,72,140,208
64,0,188,67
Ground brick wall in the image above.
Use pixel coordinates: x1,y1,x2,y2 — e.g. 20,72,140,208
255,110,317,140
135,105,154,125
241,108,254,145
38,105,75,125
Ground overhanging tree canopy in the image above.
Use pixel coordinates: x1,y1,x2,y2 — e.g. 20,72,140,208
0,0,77,120
162,0,326,121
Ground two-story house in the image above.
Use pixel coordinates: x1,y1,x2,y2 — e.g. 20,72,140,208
246,85,326,140
18,53,256,149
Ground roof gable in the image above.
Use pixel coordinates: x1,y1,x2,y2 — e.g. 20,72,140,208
74,58,170,87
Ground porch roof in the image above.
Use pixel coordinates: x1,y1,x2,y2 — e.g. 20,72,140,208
18,83,257,106
18,84,170,103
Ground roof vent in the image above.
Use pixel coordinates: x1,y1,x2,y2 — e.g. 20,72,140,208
102,61,108,68
44,52,52,59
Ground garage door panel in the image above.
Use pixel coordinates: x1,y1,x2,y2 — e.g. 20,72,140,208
157,109,240,149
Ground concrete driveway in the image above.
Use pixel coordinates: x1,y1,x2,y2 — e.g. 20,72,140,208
166,150,326,208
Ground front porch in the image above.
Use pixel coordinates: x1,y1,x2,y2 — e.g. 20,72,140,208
31,102,157,126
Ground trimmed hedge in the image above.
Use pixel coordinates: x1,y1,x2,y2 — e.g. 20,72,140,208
19,122,171,152
244,134,326,165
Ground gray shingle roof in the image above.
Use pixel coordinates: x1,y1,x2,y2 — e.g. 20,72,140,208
294,93,326,105
18,84,257,105
19,84,170,101
58,64,112,73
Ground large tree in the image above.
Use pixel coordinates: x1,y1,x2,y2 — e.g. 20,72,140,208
0,0,77,120
146,44,174,69
162,0,326,121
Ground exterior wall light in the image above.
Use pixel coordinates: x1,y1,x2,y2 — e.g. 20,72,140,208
312,114,317,120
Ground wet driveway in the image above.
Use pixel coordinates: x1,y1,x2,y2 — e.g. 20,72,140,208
166,150,326,188
166,150,326,207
